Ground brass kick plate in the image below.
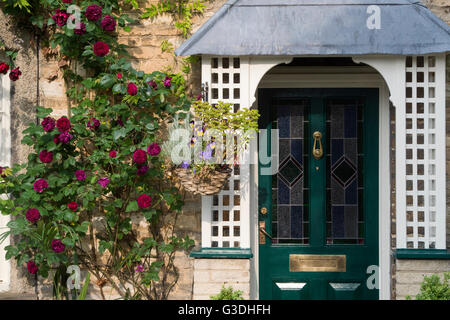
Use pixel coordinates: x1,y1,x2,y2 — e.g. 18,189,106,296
289,254,346,272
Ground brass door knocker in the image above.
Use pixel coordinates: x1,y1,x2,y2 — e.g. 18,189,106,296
312,131,323,160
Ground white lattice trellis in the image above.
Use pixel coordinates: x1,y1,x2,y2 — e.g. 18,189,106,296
399,55,447,249
201,56,250,248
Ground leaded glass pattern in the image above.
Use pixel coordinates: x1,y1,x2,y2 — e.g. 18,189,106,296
272,100,309,244
326,99,364,244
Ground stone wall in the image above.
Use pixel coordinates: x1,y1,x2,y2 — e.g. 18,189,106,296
193,259,250,300
395,259,450,300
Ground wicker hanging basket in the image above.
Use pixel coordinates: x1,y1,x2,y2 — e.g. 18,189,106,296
173,166,232,195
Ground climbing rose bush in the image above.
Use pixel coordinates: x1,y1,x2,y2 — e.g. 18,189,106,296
0,0,194,300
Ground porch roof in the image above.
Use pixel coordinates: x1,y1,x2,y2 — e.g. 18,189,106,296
175,0,450,56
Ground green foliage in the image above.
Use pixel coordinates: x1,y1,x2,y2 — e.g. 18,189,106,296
406,273,450,300
0,0,196,300
210,285,244,300
141,0,207,38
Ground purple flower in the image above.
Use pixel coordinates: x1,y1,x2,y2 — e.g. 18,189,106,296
100,15,116,32
135,265,144,272
137,165,148,176
85,4,102,21
163,76,172,88
181,161,190,169
75,170,86,181
51,239,65,253
196,93,203,101
97,177,110,188
33,179,48,193
200,144,213,161
58,131,73,144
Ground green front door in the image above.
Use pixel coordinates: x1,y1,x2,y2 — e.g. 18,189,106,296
258,88,379,300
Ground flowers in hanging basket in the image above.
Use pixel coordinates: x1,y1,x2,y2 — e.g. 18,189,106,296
85,4,102,21
9,67,21,81
51,239,65,253
33,178,48,193
27,260,38,274
0,62,9,74
137,194,152,209
52,9,69,27
101,15,116,32
38,150,53,163
26,208,41,223
133,149,147,164
93,41,109,57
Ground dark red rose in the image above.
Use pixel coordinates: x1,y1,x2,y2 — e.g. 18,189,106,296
33,179,48,193
58,131,73,144
27,260,38,274
0,62,9,74
133,149,147,164
53,136,60,144
56,116,71,132
52,9,69,27
109,150,117,158
136,165,148,176
137,194,152,209
38,150,53,163
127,83,138,96
74,22,86,35
147,143,161,156
67,201,78,212
101,15,116,32
117,73,122,79
41,117,56,132
85,4,102,21
87,118,100,130
51,239,65,253
62,0,72,3
93,41,109,57
26,208,41,223
75,170,86,181
9,67,21,81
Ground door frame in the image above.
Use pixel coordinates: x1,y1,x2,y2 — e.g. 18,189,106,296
249,68,391,300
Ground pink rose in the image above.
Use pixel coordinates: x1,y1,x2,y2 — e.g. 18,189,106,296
109,150,117,158
75,170,86,181
97,177,110,188
163,76,172,87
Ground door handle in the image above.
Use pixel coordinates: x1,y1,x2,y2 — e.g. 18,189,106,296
260,227,273,239
259,221,272,244
312,131,324,160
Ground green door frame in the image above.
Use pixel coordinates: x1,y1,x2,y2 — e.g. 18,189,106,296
258,88,379,300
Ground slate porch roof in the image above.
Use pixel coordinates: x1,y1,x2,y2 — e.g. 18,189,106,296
175,0,450,56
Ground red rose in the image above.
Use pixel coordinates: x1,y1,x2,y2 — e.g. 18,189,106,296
74,22,86,35
26,208,41,223
51,9,69,27
62,0,72,3
133,149,147,164
109,150,117,158
147,143,161,156
38,150,53,163
27,261,38,274
56,116,71,132
93,41,109,57
117,73,122,79
67,201,78,212
41,117,56,132
137,194,152,209
33,179,48,193
9,67,21,81
85,4,102,21
127,83,138,96
0,62,9,74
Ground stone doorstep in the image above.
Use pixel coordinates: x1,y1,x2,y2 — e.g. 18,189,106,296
0,292,37,300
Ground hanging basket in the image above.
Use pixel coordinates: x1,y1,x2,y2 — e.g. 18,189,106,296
173,166,232,195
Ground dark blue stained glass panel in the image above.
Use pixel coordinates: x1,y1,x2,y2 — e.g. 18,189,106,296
272,100,309,244
326,99,364,245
